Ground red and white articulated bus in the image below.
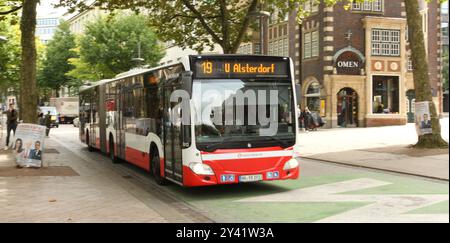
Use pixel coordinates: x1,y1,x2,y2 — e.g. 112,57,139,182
79,55,300,187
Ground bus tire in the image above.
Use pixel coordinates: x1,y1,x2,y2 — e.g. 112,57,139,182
109,136,119,164
151,154,167,186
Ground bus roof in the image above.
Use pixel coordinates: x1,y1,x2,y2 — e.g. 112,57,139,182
78,55,291,92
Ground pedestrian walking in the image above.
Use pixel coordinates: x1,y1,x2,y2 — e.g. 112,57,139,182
44,111,52,137
5,103,18,150
38,113,45,126
301,107,313,132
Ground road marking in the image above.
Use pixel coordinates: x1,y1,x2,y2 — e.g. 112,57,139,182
237,178,449,223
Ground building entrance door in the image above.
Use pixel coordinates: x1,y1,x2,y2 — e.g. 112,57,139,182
337,88,358,128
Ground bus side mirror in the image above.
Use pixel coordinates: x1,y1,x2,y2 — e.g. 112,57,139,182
181,71,193,97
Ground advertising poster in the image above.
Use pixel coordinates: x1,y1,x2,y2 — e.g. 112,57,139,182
11,124,46,168
415,101,433,136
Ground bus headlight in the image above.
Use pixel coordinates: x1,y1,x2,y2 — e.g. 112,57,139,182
283,159,299,170
189,162,215,175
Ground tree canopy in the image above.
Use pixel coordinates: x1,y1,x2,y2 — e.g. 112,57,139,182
0,17,21,92
38,21,79,91
442,48,449,92
0,0,22,17
58,0,349,54
68,14,164,81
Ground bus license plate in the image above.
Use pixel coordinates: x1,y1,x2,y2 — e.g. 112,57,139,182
239,174,263,182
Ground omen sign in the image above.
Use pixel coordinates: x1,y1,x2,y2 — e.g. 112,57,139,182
335,51,364,75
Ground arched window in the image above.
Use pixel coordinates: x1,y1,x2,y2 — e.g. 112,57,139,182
305,81,321,112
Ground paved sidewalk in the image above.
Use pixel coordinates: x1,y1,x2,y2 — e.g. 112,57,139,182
298,119,449,180
303,147,449,180
0,130,169,223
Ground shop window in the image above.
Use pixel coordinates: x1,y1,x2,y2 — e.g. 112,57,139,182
372,76,400,114
305,81,321,112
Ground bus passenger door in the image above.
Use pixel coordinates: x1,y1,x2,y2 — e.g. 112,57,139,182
163,84,183,183
116,85,126,159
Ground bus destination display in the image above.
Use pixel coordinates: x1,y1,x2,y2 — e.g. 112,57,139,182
195,59,289,79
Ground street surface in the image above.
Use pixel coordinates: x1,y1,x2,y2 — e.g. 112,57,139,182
0,123,448,223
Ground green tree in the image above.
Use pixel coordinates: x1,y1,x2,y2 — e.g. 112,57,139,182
0,18,21,102
0,0,22,17
59,0,447,148
68,14,164,81
59,0,298,54
442,48,448,92
38,21,79,93
19,0,39,123
405,0,447,148
1,2,21,100
1,15,45,106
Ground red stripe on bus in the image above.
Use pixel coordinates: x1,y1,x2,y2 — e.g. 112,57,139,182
124,147,150,171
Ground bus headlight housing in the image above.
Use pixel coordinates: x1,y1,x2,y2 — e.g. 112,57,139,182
283,159,299,170
189,162,215,175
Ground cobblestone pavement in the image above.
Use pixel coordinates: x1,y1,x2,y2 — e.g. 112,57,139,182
0,126,204,223
1,124,448,223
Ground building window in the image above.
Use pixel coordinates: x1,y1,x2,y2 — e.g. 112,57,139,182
304,32,311,58
268,38,288,56
237,43,253,55
303,0,319,14
254,43,261,55
407,58,413,71
303,30,319,59
305,81,321,112
352,0,383,12
268,23,289,57
311,31,319,57
372,76,400,114
371,29,401,57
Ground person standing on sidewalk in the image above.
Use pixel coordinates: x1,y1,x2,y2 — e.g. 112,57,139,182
38,113,45,126
44,111,52,137
5,104,18,150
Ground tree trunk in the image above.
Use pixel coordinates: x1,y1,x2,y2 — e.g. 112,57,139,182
19,0,39,124
405,0,448,148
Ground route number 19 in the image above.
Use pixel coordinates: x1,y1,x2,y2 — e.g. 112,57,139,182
202,61,213,74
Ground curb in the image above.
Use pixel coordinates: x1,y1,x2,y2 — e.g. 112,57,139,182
302,156,449,182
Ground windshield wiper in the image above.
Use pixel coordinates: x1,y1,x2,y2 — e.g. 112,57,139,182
204,137,244,152
259,136,290,148
203,136,290,152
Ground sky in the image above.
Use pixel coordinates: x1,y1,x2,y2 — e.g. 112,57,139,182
37,0,68,17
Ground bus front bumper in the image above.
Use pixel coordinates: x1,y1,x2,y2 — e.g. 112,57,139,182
182,159,300,187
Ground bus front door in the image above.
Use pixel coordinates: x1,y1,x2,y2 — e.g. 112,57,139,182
116,85,126,159
163,85,183,183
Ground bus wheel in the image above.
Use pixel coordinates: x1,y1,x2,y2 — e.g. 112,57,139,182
151,154,167,186
109,138,119,164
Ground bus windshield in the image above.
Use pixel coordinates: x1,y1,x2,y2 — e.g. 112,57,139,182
192,79,296,151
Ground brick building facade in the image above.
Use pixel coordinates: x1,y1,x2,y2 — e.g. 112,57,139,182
298,0,443,128
239,0,444,128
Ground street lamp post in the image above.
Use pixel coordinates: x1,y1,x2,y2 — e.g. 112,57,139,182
249,11,271,55
132,40,145,68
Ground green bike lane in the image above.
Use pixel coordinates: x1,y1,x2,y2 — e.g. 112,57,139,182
51,128,449,223
166,159,449,223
